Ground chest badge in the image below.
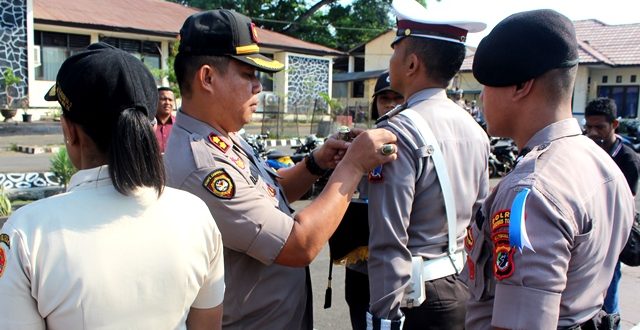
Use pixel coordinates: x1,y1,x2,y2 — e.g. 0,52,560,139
230,155,245,169
203,169,235,199
368,165,384,183
0,247,6,278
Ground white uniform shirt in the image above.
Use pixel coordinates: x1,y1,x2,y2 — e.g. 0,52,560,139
0,165,225,330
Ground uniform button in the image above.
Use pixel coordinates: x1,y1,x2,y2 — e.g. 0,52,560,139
426,145,434,156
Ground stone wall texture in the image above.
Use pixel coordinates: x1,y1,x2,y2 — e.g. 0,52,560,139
287,55,330,113
0,0,28,108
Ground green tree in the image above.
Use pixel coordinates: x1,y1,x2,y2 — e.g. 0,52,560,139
168,0,435,50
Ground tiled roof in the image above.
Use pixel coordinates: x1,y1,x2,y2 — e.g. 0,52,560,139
34,0,342,55
574,19,640,66
461,19,640,72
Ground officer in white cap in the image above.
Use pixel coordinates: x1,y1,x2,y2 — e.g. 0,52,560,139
365,0,489,329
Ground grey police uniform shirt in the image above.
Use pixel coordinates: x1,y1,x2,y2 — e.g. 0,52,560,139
463,118,635,329
367,88,490,319
163,112,312,329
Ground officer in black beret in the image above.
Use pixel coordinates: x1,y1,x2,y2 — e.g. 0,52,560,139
464,9,635,329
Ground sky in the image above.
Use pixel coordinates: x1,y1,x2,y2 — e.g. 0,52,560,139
423,0,639,46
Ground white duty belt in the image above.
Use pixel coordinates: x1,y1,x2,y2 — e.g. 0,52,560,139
396,109,464,309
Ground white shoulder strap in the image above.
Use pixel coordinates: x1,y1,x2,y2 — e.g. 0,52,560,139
398,109,459,264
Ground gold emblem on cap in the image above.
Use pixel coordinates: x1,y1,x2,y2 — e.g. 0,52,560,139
404,29,411,36
245,56,284,71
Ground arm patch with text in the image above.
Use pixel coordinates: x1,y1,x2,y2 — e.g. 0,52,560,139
203,169,235,199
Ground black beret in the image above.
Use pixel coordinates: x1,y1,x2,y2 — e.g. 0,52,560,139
473,9,579,87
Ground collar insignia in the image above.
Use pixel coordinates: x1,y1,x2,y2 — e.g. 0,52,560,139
208,133,230,153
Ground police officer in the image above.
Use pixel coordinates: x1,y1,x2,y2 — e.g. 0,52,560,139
465,9,635,329
163,10,398,329
0,43,225,328
365,0,489,329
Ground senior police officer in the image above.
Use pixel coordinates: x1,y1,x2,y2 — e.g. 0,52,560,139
464,9,635,329
365,0,489,329
163,10,398,329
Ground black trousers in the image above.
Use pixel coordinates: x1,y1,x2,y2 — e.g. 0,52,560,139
345,268,370,330
345,269,468,330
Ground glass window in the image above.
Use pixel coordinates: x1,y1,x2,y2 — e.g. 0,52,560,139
352,80,364,98
34,31,90,81
598,85,640,118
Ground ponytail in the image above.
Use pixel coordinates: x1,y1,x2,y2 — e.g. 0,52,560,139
107,108,165,196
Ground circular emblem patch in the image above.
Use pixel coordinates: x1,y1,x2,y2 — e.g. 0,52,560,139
203,169,235,199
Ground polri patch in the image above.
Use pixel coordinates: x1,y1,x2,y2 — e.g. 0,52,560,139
368,165,384,183
491,209,510,232
492,232,515,280
0,247,5,278
0,233,9,249
208,133,230,153
203,169,235,199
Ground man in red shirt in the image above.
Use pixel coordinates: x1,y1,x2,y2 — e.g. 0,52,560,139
155,86,175,153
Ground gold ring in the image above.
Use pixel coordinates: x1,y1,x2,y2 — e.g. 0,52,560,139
380,144,395,156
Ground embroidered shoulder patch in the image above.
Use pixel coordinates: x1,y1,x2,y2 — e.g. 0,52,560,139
0,247,5,278
492,232,515,280
368,165,384,183
0,233,9,249
203,169,235,199
266,184,276,197
491,209,510,232
208,133,230,153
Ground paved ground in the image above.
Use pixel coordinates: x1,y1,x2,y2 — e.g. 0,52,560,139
1,121,639,329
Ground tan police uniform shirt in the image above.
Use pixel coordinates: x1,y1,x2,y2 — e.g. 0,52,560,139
0,165,225,330
463,118,635,329
367,88,490,319
164,112,312,329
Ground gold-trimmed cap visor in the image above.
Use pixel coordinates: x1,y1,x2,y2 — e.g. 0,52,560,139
232,53,284,73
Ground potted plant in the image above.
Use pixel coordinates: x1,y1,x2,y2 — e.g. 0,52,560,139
20,98,32,122
1,68,21,122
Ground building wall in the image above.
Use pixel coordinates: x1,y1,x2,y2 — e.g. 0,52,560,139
285,53,331,115
572,65,590,117
0,0,28,108
30,24,175,109
364,31,394,72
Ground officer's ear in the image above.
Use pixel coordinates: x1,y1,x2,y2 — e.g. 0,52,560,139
406,53,421,77
196,65,216,94
512,78,534,101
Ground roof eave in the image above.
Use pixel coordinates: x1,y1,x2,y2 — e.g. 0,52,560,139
34,18,178,38
260,43,345,57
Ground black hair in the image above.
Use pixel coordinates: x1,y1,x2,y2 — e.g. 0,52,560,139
158,86,173,93
75,107,165,196
174,54,230,97
404,37,466,87
585,97,617,123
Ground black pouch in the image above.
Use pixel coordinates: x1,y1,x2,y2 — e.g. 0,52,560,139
620,212,640,267
328,200,369,263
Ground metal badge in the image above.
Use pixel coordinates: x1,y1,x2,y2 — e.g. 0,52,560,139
337,126,351,142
